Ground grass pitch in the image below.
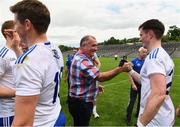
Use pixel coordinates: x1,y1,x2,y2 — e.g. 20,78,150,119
60,57,180,126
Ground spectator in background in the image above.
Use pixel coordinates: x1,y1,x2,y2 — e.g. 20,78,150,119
64,48,78,104
68,35,131,126
126,47,147,125
92,52,103,118
114,54,118,60
64,48,78,89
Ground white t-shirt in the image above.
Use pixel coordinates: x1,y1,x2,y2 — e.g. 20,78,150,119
140,47,175,126
0,46,16,117
14,42,64,126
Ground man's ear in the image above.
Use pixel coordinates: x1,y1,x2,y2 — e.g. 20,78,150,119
24,19,32,31
148,30,154,40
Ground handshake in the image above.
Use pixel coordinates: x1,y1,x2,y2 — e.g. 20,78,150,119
119,55,128,67
118,55,132,72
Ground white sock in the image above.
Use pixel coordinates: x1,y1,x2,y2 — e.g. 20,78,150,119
93,105,97,114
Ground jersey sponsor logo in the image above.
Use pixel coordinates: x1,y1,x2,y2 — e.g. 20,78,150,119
149,48,159,59
9,58,16,61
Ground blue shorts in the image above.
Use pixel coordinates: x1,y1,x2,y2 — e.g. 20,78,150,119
54,112,66,126
0,116,14,126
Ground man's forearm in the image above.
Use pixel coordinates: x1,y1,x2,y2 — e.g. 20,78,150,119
128,73,136,87
97,67,123,82
0,86,15,98
128,70,141,84
139,93,166,125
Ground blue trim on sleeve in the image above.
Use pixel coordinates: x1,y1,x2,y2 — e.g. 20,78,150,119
1,49,9,58
149,53,152,59
152,48,157,58
0,47,7,57
149,48,159,59
0,47,6,54
154,48,159,58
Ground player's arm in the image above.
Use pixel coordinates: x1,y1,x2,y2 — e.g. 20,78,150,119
0,59,15,98
128,74,137,90
138,74,166,126
0,86,15,98
96,62,131,82
12,95,39,126
128,69,141,84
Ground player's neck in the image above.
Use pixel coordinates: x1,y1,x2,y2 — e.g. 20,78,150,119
27,33,48,47
148,40,161,52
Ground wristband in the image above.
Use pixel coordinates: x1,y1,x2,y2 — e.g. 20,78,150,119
137,119,145,127
128,69,135,76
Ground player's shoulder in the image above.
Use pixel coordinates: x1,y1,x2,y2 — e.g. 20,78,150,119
16,42,63,66
78,53,90,63
0,46,16,60
148,47,167,60
0,46,9,58
15,44,38,64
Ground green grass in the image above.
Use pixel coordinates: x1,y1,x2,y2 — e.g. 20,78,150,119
60,57,180,126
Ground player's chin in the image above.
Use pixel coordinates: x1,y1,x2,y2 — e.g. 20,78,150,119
90,52,95,57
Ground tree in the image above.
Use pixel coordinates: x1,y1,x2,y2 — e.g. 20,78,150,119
58,45,72,52
167,25,180,41
103,37,120,45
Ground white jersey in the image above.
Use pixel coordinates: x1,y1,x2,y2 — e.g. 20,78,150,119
140,47,175,126
14,42,64,126
0,46,16,117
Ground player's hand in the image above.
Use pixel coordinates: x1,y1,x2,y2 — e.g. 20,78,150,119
121,62,132,72
119,59,128,67
4,29,21,50
132,84,137,91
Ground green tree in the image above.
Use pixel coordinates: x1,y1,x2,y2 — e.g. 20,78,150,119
58,45,72,52
167,25,180,41
104,37,120,45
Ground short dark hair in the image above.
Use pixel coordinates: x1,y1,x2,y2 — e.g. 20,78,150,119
80,35,96,47
10,0,50,34
1,20,14,38
139,19,165,39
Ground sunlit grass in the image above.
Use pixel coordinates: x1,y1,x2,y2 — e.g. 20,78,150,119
60,57,180,126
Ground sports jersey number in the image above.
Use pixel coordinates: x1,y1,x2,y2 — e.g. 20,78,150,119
53,71,60,104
